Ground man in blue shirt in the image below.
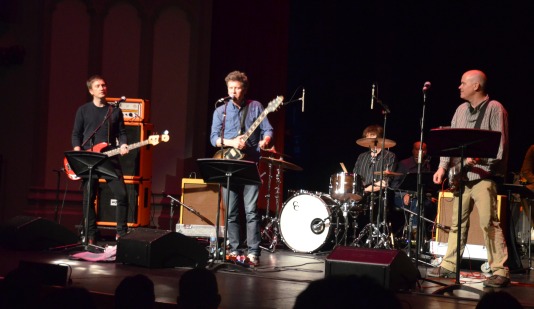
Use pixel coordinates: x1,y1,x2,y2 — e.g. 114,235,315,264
210,71,273,266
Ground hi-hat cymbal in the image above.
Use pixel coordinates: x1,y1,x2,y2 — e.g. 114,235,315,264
356,137,396,148
373,170,403,177
260,157,303,171
261,147,291,158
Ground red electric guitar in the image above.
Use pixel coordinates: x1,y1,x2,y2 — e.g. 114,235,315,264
64,130,170,181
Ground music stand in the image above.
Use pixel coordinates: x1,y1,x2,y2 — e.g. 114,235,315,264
64,151,118,251
197,158,261,271
427,128,501,293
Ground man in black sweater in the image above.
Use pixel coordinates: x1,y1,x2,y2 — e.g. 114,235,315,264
71,75,129,244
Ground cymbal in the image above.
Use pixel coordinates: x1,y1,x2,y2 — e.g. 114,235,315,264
260,157,303,171
373,170,403,177
261,147,291,158
356,137,396,149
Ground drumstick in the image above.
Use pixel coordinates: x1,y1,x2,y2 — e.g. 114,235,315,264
339,162,348,173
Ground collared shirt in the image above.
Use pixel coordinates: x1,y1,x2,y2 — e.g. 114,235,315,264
353,150,397,186
438,98,509,180
210,99,273,160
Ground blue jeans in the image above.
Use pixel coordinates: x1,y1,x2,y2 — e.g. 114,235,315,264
222,184,261,256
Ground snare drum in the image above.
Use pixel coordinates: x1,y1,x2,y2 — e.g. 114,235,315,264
329,172,363,202
279,191,340,253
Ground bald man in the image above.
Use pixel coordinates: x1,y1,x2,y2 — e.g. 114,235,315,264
429,70,510,288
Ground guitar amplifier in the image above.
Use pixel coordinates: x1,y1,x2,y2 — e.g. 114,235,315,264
106,97,150,122
180,178,225,228
430,191,507,260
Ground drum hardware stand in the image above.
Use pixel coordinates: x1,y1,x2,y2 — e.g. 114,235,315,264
260,161,283,253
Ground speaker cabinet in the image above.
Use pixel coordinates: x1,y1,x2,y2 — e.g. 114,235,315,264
325,246,419,291
96,179,151,227
0,216,79,250
119,122,154,178
431,191,507,260
116,228,209,268
180,178,224,226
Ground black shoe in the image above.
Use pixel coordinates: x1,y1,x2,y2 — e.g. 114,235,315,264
428,267,456,278
483,275,510,288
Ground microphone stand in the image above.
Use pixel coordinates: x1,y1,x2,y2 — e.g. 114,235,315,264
218,102,229,158
376,97,392,249
415,87,429,269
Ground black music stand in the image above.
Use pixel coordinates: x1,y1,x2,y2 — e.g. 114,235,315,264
197,158,261,271
64,151,118,251
427,128,501,293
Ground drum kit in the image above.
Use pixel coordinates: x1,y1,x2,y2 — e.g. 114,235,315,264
260,138,413,254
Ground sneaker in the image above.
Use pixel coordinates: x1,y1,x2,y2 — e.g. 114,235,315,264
226,251,239,262
428,266,456,278
483,275,510,288
247,254,260,266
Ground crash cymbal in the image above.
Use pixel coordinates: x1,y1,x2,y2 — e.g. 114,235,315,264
356,137,396,149
260,157,303,171
261,147,292,158
373,170,403,177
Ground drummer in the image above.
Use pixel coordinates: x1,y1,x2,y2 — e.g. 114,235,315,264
390,141,437,238
353,125,397,193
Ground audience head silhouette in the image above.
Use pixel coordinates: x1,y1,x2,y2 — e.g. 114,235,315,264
476,291,523,309
115,274,155,309
177,268,221,309
294,275,402,309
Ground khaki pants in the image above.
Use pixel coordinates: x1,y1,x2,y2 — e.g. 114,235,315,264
440,179,509,277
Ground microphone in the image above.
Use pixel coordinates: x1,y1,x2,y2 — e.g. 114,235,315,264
217,96,233,103
370,84,375,110
301,88,305,112
423,81,431,93
110,96,126,107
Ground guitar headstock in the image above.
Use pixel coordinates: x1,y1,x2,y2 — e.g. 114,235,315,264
148,130,170,145
265,96,284,113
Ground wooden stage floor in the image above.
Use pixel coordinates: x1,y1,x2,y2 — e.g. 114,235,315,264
1,235,533,309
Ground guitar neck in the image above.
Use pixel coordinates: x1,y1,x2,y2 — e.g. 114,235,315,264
103,140,150,157
240,109,270,143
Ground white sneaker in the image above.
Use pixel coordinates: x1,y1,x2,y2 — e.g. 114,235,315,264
247,254,260,266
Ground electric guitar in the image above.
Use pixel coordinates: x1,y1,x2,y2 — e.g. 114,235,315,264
448,157,476,192
64,130,170,181
213,96,284,160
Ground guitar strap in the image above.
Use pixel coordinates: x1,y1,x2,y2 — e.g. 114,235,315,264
239,101,249,135
473,99,489,129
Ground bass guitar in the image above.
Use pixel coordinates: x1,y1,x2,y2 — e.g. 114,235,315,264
64,130,170,181
448,157,478,192
213,96,283,160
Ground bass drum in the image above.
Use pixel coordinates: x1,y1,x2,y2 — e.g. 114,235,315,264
279,192,340,253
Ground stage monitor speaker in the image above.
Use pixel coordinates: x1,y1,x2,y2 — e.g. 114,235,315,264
0,216,79,250
96,179,151,227
116,228,209,268
119,123,154,177
325,246,419,291
180,178,224,226
435,191,507,245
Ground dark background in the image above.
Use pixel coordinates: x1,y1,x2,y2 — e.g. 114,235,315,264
281,1,534,194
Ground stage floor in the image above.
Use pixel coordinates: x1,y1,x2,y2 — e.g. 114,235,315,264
0,236,533,309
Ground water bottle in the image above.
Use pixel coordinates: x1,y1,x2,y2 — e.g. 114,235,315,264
209,231,217,257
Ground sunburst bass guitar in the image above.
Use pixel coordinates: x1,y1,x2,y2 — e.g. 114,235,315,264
213,96,283,160
64,130,170,181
